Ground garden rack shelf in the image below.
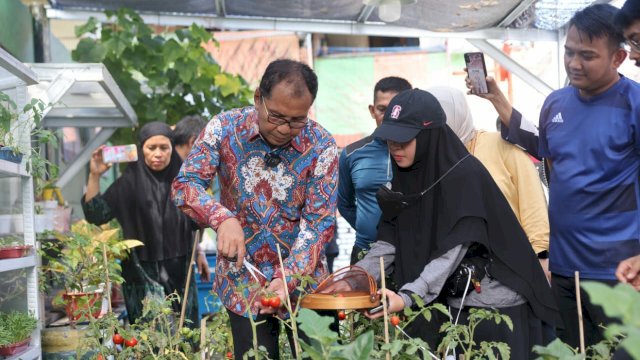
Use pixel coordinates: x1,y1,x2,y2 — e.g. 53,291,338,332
27,63,137,189
0,47,41,360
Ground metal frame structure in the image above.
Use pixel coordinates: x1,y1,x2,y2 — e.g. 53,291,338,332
0,47,41,360
45,6,565,97
27,63,137,189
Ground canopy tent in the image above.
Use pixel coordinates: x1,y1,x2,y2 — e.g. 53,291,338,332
27,63,137,188
45,0,603,96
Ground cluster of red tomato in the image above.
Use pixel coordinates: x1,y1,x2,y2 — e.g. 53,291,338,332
260,293,281,308
112,333,138,347
336,310,401,327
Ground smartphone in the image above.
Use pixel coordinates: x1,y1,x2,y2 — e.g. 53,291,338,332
464,52,489,94
102,144,138,163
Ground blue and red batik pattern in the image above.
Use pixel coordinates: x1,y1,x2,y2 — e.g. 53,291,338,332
172,106,338,317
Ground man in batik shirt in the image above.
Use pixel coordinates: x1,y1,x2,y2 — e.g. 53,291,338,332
172,59,338,358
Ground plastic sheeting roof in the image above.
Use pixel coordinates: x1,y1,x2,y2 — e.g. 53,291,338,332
48,0,597,33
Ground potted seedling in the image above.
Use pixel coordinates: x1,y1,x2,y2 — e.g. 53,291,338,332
40,220,142,326
0,234,32,259
0,311,38,356
0,90,58,181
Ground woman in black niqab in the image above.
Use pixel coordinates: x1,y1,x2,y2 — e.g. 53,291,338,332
357,89,559,358
82,121,201,326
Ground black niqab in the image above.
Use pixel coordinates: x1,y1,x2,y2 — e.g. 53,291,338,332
378,126,559,326
102,122,193,261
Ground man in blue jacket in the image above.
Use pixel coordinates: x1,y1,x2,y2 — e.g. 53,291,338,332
338,77,411,264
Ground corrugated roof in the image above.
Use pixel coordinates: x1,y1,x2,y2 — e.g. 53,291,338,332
49,0,601,32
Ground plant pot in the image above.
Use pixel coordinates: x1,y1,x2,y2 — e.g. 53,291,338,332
63,291,104,322
0,337,31,356
0,147,23,164
0,245,32,259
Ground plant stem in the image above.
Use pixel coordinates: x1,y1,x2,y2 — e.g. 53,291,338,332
275,243,300,359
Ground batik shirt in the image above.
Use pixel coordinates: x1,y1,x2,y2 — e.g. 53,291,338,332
172,106,338,316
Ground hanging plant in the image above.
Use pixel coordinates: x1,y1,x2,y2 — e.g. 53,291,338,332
0,91,58,182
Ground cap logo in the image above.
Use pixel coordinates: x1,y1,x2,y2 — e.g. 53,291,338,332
423,121,433,127
390,105,402,119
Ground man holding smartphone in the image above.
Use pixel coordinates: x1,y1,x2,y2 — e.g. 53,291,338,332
469,3,640,349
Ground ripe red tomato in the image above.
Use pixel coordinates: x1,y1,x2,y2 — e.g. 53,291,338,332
337,311,346,320
96,354,104,360
226,351,233,359
112,333,124,345
268,297,281,308
390,315,400,327
125,337,138,347
260,297,270,307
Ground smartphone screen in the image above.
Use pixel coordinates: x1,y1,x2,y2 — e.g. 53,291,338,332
102,144,138,163
464,52,489,94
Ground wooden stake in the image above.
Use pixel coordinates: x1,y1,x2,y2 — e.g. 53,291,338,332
102,244,112,314
380,257,391,360
575,271,585,354
276,243,301,359
179,229,202,331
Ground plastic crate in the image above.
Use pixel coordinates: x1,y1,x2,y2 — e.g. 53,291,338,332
194,254,222,318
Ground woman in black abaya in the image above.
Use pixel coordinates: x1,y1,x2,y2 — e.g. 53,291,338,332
82,122,208,327
355,89,559,358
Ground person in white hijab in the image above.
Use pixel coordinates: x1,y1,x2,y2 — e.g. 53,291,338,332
429,86,551,281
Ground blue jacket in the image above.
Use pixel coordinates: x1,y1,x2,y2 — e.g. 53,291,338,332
338,135,392,250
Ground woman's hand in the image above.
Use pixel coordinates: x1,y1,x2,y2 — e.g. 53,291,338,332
365,288,405,320
85,146,112,202
89,146,112,176
196,252,211,282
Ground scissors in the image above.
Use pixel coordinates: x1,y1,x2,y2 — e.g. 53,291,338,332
224,255,267,282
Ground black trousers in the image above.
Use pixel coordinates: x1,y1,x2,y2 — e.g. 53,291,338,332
227,308,338,359
551,274,618,348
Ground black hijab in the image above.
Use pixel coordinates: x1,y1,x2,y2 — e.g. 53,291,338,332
102,122,193,262
376,94,559,326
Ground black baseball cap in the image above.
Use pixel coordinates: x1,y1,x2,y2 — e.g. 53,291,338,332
372,88,446,143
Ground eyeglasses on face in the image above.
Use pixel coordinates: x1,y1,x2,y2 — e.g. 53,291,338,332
624,38,640,53
261,96,308,129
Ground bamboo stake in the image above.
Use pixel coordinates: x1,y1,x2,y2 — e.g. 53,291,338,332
575,271,585,354
179,229,202,331
276,243,301,359
102,244,112,314
380,257,391,360
200,314,209,360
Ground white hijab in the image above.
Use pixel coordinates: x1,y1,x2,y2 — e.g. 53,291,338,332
428,86,476,145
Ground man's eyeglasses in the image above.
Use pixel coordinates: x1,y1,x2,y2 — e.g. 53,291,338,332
261,96,308,129
624,38,640,53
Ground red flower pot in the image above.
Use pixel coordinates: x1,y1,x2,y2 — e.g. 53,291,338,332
0,337,31,356
63,291,103,322
0,245,32,259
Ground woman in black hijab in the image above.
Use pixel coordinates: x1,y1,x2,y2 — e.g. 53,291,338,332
82,121,206,327
355,89,559,358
